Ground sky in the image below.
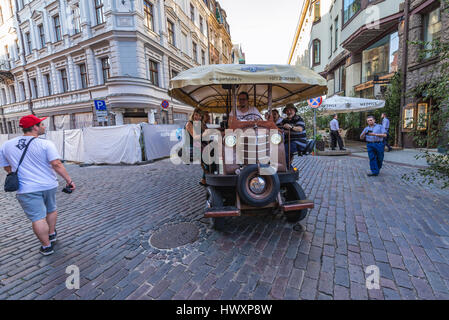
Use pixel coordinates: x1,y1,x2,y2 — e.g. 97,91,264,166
219,0,304,64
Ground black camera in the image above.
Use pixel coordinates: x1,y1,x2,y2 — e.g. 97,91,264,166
62,184,73,194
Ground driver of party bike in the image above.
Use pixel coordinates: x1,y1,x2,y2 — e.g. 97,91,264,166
232,91,262,121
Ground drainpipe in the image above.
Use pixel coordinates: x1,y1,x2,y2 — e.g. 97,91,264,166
14,0,34,116
398,0,409,148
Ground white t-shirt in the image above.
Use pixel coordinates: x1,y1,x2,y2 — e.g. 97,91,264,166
233,106,262,121
0,136,61,194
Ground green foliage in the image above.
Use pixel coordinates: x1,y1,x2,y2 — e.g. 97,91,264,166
404,1,449,188
381,72,402,144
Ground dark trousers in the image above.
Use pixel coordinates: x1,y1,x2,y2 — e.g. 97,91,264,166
330,130,344,149
367,142,385,175
384,129,392,150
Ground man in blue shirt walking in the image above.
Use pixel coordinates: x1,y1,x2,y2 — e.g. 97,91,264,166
381,113,393,152
360,115,387,177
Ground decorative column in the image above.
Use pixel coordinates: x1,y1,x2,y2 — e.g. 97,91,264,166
109,39,122,77
80,0,93,40
147,109,156,124
50,61,59,94
85,47,98,86
67,55,77,90
113,110,124,125
36,66,43,98
157,0,168,47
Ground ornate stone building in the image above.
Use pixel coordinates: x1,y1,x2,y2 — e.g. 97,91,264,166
204,0,231,64
0,0,232,134
398,0,448,147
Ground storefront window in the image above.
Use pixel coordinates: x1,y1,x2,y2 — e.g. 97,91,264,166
343,0,361,24
362,32,399,83
417,103,428,130
423,7,442,58
403,106,415,129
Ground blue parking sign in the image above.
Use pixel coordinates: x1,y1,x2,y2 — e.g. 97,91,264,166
94,100,107,111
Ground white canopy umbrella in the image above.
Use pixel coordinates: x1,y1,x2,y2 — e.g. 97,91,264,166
318,95,385,115
169,64,327,113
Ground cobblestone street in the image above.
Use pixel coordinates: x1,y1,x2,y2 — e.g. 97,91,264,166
1,155,449,300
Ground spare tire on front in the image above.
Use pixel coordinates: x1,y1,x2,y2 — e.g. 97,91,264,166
237,164,280,207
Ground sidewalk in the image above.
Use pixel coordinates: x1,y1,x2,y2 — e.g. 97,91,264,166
344,141,434,168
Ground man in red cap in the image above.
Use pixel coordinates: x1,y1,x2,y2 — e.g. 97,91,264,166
0,115,75,255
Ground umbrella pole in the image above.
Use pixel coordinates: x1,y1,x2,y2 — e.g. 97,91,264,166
268,84,272,113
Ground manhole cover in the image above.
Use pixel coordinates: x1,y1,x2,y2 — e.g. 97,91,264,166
150,223,199,249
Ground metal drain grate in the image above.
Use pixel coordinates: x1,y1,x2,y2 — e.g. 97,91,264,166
149,222,199,249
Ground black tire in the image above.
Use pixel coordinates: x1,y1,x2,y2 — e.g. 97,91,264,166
206,187,226,231
283,182,308,223
237,165,280,207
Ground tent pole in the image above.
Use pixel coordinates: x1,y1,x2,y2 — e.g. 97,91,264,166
268,84,272,111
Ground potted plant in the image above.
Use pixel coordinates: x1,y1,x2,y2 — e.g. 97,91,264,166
315,134,325,151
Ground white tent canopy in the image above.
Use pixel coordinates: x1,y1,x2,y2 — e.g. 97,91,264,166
318,96,385,115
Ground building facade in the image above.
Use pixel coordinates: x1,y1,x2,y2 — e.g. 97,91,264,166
0,0,232,134
398,0,448,147
231,43,245,64
289,0,402,99
205,0,231,64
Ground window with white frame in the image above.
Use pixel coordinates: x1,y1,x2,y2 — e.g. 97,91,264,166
182,32,188,53
148,59,159,86
10,85,16,102
94,0,105,25
53,15,61,41
60,69,68,93
38,24,45,48
144,0,154,31
312,39,320,66
199,16,204,34
423,7,442,59
79,63,88,89
343,0,361,24
25,32,32,55
192,42,198,62
45,73,52,95
190,4,195,21
15,39,20,56
101,57,110,83
30,78,38,98
72,5,81,34
19,81,25,101
167,20,175,45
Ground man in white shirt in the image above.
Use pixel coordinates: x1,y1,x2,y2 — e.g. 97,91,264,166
233,92,262,121
0,115,75,255
381,113,392,152
329,114,346,150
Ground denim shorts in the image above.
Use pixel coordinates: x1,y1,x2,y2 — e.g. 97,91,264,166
16,188,57,223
